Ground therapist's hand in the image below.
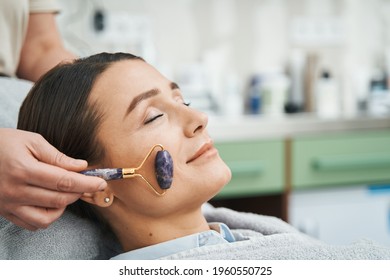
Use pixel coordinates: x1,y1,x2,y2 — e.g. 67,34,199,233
0,128,107,231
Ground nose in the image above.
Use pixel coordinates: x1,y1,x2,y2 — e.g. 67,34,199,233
182,107,208,137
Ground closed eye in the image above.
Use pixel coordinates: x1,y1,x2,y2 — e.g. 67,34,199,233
144,113,164,125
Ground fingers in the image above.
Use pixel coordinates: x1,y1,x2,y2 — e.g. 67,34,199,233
28,133,88,172
1,186,77,231
0,186,74,230
11,206,65,230
8,184,81,209
24,160,107,193
3,213,39,231
24,134,107,193
0,129,104,231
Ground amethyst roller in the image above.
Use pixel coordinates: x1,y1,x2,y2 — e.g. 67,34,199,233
154,150,173,190
80,144,173,196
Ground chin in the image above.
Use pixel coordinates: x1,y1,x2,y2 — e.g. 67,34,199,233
218,162,232,187
207,161,232,199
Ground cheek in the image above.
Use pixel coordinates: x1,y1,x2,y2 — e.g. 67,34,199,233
171,157,231,196
105,138,151,167
198,159,231,188
110,172,162,203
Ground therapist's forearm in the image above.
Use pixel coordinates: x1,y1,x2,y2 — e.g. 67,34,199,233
20,48,76,82
17,13,77,82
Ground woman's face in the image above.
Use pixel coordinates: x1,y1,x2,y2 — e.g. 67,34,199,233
88,59,231,218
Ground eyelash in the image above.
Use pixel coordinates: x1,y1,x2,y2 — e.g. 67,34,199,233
144,114,163,125
144,102,190,125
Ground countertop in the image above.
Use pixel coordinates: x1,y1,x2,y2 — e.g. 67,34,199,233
208,113,390,141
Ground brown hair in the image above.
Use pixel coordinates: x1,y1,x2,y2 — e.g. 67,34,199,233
18,52,142,165
17,52,142,223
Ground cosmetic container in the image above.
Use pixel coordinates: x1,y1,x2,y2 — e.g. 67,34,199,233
248,75,262,114
315,69,340,118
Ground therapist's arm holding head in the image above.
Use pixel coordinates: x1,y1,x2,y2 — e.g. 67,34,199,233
0,7,107,231
16,12,75,82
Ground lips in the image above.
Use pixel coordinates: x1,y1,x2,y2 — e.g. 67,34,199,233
187,141,215,164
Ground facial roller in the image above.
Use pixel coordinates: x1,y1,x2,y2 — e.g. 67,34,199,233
80,144,173,196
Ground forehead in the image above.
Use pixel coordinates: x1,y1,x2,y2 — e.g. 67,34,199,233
89,59,167,103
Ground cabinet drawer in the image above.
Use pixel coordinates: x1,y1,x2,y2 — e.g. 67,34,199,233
292,131,390,189
214,140,284,198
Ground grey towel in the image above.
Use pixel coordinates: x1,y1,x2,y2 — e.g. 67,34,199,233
2,204,389,260
0,212,120,260
160,205,390,260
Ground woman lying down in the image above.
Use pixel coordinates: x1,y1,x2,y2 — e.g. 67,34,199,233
17,52,390,260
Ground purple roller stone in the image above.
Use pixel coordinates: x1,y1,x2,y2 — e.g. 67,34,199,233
155,150,173,189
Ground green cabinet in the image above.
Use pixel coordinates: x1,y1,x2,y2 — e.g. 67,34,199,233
213,129,390,198
214,140,285,198
292,130,390,189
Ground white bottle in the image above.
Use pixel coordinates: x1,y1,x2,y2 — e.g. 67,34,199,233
224,72,243,117
315,70,340,118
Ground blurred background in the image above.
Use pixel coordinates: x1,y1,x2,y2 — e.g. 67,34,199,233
56,0,390,246
57,0,390,117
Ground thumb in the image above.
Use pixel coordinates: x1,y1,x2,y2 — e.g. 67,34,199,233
29,134,88,171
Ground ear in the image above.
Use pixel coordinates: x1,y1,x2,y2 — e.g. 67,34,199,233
80,188,114,207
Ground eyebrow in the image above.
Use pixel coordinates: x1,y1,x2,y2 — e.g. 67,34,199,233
125,82,180,117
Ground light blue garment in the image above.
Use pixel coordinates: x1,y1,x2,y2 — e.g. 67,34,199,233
110,223,235,260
